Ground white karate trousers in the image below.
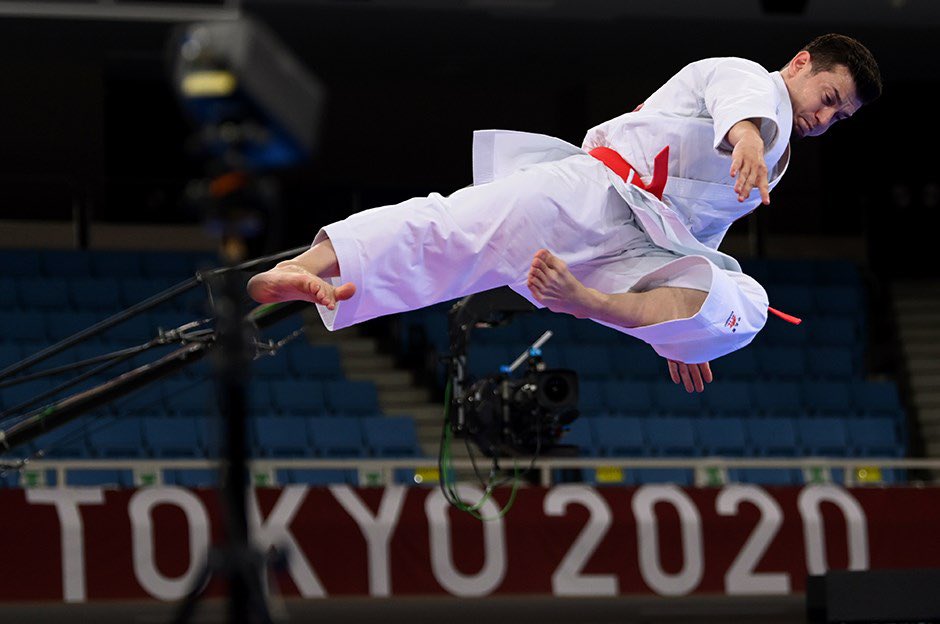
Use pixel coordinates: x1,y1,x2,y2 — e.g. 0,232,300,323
314,154,767,363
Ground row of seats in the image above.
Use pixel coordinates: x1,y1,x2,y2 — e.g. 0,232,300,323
468,343,863,380
1,377,380,418
737,258,863,287
0,250,863,287
0,277,207,314
0,342,343,387
574,379,904,420
0,249,215,279
17,414,422,460
411,307,862,353
5,376,901,424
563,415,904,458
1,468,366,488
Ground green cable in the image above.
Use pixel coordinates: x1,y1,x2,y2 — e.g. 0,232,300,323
440,378,522,521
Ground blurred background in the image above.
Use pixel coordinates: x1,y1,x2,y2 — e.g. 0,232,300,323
1,1,939,623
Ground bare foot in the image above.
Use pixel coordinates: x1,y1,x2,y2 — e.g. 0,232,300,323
526,249,594,318
247,262,356,310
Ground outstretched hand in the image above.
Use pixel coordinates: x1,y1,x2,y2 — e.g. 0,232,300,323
728,119,770,205
667,359,713,393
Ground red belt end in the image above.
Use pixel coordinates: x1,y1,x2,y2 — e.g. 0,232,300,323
768,306,802,325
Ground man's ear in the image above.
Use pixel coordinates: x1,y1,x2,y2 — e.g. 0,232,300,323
787,50,812,77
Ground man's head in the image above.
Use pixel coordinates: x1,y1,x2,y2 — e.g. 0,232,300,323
782,33,882,138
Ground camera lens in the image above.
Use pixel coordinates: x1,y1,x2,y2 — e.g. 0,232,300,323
542,375,569,404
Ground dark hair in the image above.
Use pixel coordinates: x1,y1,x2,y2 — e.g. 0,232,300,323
802,33,882,103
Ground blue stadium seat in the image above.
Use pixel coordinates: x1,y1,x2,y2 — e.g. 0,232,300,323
467,344,510,379
767,285,815,316
767,259,816,286
560,418,596,455
645,417,697,456
849,417,903,457
69,278,122,311
701,381,752,417
569,318,615,343
324,380,380,414
308,417,364,457
603,380,654,416
739,259,770,284
757,318,810,347
254,416,313,457
747,418,798,456
66,469,133,488
44,311,103,342
0,344,20,371
757,346,806,380
88,418,144,458
252,352,291,378
609,344,663,379
807,347,856,379
30,417,90,458
652,383,703,416
143,416,202,457
563,345,613,380
0,471,21,488
361,416,422,457
696,417,748,456
19,278,70,310
0,250,41,277
1,379,54,414
733,468,800,486
117,382,166,417
40,249,91,279
474,322,525,345
797,417,849,455
752,381,804,418
815,260,861,287
593,416,645,456
715,348,759,379
120,278,172,307
0,312,47,343
164,379,214,417
90,251,144,278
814,286,863,317
105,312,156,346
808,317,857,348
633,468,693,485
276,468,357,486
851,380,905,420
141,251,196,279
802,381,853,417
520,312,573,343
286,344,343,379
0,277,19,309
271,379,326,416
577,380,607,417
165,468,218,487
247,381,276,418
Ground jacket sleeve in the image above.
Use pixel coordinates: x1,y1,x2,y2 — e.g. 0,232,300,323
701,58,783,156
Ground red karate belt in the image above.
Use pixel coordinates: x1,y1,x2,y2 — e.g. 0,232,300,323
588,145,670,200
588,144,802,327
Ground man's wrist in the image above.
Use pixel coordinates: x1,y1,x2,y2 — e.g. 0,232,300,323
727,118,762,147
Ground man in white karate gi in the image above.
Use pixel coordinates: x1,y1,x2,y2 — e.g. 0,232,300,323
248,33,881,392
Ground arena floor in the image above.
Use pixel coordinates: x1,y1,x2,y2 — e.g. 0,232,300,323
0,595,805,624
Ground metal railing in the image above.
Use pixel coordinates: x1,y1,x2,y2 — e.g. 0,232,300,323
14,456,940,489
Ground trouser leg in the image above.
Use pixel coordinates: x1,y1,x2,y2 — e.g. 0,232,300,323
316,155,638,330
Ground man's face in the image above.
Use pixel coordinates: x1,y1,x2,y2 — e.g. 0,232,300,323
786,53,863,138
